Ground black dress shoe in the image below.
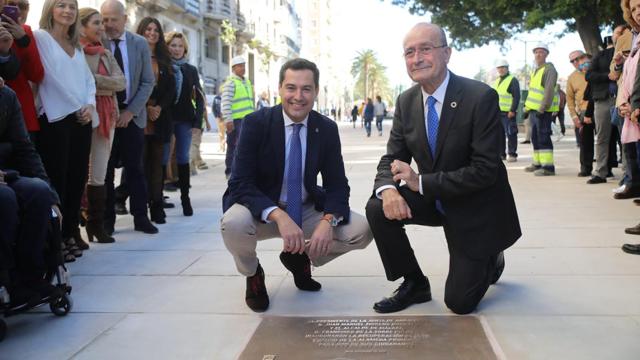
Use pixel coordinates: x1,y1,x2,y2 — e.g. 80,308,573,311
520,140,531,144
373,277,431,313
490,252,505,285
577,171,590,177
622,243,640,255
246,263,269,312
114,201,128,215
134,216,159,234
614,187,640,199
586,176,606,184
624,223,640,235
279,252,321,291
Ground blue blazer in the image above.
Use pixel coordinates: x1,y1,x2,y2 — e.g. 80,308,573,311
223,105,351,223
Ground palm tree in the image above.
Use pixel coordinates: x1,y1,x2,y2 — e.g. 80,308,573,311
351,49,391,102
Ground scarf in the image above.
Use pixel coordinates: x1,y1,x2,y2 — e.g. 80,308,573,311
82,41,116,138
172,57,188,104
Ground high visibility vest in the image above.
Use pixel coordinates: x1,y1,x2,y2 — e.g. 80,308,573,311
525,64,559,112
230,77,254,120
492,75,514,112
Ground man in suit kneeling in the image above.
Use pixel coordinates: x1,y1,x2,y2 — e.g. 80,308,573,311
221,58,373,312
366,23,521,315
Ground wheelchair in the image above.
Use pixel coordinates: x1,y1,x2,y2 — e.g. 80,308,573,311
0,210,73,342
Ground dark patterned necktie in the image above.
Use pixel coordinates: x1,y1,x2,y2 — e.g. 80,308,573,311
113,39,126,106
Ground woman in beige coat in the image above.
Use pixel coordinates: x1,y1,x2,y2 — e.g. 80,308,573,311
78,7,125,244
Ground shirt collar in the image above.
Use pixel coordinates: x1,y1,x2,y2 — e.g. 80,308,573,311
112,31,126,43
282,109,308,128
421,71,450,106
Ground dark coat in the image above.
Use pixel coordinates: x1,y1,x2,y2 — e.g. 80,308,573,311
223,105,351,222
172,62,204,128
0,87,58,204
148,61,176,142
585,47,615,101
373,72,521,258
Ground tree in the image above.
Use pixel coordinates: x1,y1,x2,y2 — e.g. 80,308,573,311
390,0,624,56
220,19,236,72
248,39,278,100
351,49,392,102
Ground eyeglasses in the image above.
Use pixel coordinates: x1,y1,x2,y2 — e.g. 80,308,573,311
403,44,447,59
569,58,580,64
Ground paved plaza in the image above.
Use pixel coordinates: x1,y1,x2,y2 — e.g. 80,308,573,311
2,120,640,359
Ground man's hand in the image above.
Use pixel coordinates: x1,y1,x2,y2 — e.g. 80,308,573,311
269,208,305,254
609,71,620,81
225,121,234,133
76,105,93,125
583,116,593,125
0,26,13,55
572,116,582,129
52,205,63,226
614,51,627,66
117,110,134,128
307,220,333,259
391,159,419,192
507,111,515,119
381,188,412,221
147,105,161,122
632,109,640,124
1,16,24,40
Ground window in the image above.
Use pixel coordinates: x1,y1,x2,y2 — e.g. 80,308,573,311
222,45,230,64
205,37,218,59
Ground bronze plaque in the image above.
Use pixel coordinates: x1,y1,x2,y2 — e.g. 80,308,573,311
238,316,497,360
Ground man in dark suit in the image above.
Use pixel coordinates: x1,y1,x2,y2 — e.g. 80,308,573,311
221,59,372,312
101,0,156,235
366,23,521,315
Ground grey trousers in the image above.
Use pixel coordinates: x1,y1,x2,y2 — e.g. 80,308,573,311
221,203,373,276
594,97,614,178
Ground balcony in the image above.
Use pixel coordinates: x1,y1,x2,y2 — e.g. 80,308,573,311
135,0,171,12
204,0,233,22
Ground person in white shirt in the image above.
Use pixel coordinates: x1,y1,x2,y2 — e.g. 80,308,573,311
373,95,386,136
34,0,96,259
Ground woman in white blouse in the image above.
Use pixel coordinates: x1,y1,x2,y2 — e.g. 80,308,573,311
34,0,96,261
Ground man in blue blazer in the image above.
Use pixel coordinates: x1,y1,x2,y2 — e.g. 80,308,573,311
221,59,372,312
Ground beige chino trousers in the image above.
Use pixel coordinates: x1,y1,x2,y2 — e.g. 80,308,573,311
221,203,373,276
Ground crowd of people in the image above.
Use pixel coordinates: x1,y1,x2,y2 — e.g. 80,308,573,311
0,0,213,306
491,0,640,255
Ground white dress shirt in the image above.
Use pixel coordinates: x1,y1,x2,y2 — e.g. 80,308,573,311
375,71,450,198
261,110,309,222
109,32,131,103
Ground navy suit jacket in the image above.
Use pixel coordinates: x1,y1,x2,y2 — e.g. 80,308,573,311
223,105,351,223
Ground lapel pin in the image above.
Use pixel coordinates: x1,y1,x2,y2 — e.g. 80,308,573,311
450,102,457,108
315,128,319,133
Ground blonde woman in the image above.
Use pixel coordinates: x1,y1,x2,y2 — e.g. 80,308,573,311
79,7,125,243
34,0,96,260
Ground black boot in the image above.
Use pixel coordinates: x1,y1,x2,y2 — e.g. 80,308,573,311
71,227,89,250
149,201,166,224
86,185,115,243
178,164,193,216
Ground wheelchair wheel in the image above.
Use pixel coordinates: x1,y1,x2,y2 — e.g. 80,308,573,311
49,293,72,316
0,319,6,342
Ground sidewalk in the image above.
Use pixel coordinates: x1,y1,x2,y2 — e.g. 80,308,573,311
1,121,640,359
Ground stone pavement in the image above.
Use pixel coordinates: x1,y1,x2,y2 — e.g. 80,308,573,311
1,120,640,359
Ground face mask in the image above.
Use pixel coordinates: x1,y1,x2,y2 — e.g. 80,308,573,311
579,62,591,71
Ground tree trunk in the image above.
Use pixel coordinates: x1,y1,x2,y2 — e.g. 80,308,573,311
575,11,602,57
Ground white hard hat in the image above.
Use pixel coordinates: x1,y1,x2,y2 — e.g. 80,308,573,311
231,56,246,67
532,42,549,53
495,59,509,68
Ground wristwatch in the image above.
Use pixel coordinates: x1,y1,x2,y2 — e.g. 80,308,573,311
321,214,342,227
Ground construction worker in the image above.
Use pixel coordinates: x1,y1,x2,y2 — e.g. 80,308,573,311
524,43,559,176
222,55,254,178
492,59,521,162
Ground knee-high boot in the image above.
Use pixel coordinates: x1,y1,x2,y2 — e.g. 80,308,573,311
177,164,193,216
86,185,115,243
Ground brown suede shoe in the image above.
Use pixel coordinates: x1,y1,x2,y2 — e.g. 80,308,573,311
245,263,269,312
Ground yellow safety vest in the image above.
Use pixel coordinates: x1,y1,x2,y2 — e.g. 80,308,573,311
492,75,514,112
525,64,559,112
230,77,254,120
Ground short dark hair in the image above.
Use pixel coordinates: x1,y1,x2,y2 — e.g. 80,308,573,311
279,58,320,89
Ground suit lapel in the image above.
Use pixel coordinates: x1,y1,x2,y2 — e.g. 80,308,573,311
271,106,286,186
305,112,320,183
433,72,462,166
410,86,433,169
125,32,135,81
